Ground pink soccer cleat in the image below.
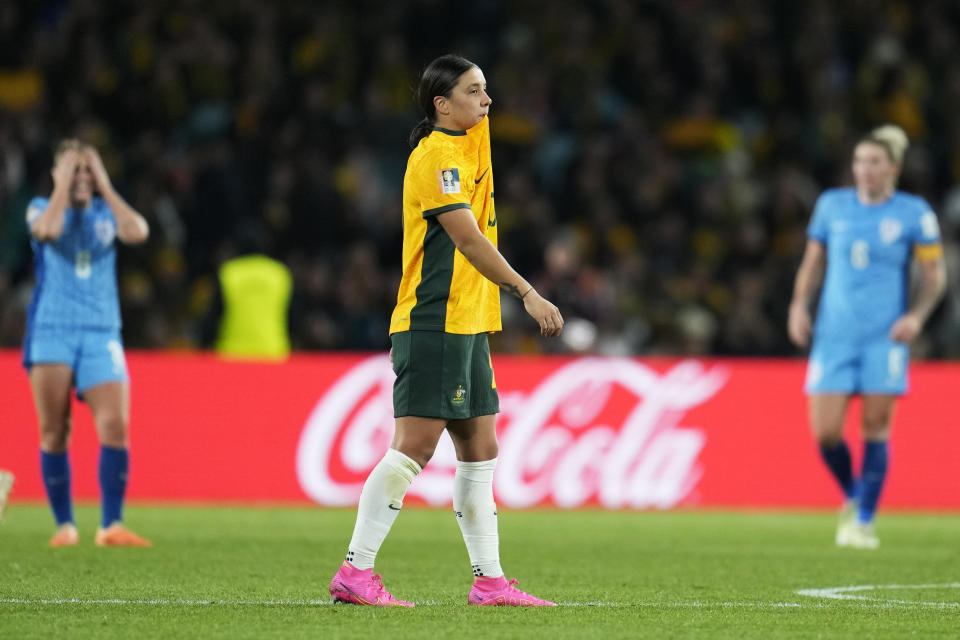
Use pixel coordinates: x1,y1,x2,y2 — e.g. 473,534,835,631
468,576,557,607
329,561,414,607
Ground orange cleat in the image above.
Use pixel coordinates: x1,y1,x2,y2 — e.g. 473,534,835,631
95,523,152,547
49,523,79,547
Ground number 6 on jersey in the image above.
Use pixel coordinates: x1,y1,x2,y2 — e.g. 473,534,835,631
75,250,92,279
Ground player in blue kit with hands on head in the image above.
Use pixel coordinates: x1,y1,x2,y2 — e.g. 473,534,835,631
788,125,946,549
24,139,152,547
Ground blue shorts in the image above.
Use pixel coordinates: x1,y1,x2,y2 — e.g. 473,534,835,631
23,326,128,394
805,339,908,395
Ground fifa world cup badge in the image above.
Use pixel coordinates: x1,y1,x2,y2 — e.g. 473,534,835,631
438,168,461,194
95,219,116,246
879,218,901,244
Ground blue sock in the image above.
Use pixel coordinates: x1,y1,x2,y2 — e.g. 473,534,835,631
857,441,888,524
99,446,129,528
40,450,74,525
818,441,855,499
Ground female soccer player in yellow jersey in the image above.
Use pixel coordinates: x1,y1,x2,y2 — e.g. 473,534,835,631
330,55,563,607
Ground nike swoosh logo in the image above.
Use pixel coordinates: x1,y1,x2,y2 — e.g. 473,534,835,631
475,168,489,184
388,504,401,510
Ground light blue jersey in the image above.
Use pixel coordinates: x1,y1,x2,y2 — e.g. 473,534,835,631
25,196,121,330
23,196,127,393
805,187,942,394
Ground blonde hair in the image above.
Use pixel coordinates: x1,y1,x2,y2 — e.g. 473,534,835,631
865,124,909,165
53,138,92,163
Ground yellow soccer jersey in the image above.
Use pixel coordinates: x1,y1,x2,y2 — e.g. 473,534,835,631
390,116,501,335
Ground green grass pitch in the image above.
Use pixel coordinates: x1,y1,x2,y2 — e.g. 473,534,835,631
1,505,958,639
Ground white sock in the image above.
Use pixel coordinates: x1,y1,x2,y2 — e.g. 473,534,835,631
453,458,503,579
346,448,421,570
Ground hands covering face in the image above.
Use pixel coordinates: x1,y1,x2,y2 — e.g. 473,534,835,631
83,147,113,194
52,149,80,189
52,147,111,198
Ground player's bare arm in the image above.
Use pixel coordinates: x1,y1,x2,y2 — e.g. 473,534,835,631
499,282,525,299
788,239,826,347
890,255,946,343
436,207,564,337
30,150,79,242
84,148,150,245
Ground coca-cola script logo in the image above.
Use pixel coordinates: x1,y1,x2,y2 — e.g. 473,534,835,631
296,356,728,509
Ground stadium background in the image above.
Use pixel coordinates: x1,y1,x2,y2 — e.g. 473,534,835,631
1,0,959,358
2,0,959,507
3,5,960,634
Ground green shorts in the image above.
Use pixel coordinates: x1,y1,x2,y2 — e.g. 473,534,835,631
391,330,500,420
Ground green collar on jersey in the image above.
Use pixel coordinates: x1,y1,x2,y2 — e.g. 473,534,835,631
432,126,466,136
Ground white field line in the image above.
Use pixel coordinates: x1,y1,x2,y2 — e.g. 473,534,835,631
0,598,339,606
796,582,960,608
0,596,957,609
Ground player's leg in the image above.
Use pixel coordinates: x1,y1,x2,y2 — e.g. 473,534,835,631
446,333,554,607
446,334,502,580
331,332,455,606
809,393,855,499
806,341,859,502
29,363,78,546
448,414,555,606
845,393,896,551
806,342,861,546
447,414,501,578
846,342,908,549
347,415,442,570
858,341,907,518
0,468,14,523
834,393,895,550
809,392,861,546
330,416,440,607
330,331,447,606
78,331,149,547
859,394,895,522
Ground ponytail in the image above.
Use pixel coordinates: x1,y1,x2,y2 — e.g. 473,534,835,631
863,124,910,165
408,117,434,149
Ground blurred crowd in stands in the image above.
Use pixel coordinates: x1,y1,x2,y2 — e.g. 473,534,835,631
1,0,959,357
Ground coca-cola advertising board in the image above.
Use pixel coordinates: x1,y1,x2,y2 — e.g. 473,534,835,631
1,350,957,508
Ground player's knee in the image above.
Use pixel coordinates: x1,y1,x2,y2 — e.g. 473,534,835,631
96,414,128,447
406,446,434,468
816,432,844,448
811,419,845,447
862,411,892,439
392,439,436,468
454,439,499,462
391,431,441,468
40,432,69,453
861,420,890,441
38,417,70,452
